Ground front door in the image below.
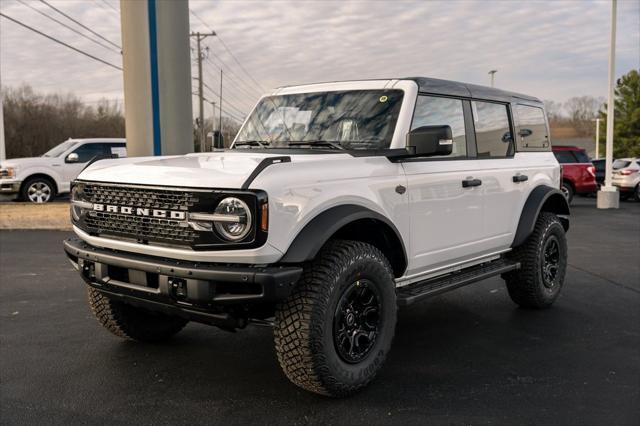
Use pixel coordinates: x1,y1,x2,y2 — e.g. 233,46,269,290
402,95,486,276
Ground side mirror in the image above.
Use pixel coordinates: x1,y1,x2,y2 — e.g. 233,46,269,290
66,153,79,163
407,125,453,157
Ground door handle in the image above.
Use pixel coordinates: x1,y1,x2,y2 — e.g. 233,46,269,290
512,174,528,183
462,178,482,188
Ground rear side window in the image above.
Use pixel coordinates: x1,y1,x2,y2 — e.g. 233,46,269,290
472,101,512,158
411,95,467,158
108,143,127,158
554,151,577,163
573,150,590,163
515,105,549,150
613,160,631,169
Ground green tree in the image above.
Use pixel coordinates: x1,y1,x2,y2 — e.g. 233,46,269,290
598,69,640,158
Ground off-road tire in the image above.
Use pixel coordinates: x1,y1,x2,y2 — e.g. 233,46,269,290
503,212,567,309
274,240,397,397
88,287,188,342
561,181,574,205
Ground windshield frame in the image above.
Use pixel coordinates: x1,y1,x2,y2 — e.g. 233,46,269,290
232,80,419,152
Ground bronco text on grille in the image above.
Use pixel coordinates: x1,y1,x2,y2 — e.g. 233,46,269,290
78,182,198,244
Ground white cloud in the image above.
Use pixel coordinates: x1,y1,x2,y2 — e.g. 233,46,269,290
1,0,638,116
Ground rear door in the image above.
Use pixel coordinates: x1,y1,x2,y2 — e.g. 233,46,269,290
468,100,523,251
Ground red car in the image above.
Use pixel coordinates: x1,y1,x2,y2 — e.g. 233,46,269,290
552,145,597,203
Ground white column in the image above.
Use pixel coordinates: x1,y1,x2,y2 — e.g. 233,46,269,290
597,0,619,209
120,0,193,157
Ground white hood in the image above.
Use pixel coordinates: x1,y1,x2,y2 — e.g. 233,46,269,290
0,156,57,169
78,151,349,189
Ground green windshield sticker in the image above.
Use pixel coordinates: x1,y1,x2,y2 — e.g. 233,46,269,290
379,95,388,103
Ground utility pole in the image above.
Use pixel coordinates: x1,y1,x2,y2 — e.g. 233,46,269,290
597,0,618,209
190,31,216,151
219,69,223,144
488,70,497,87
210,99,216,149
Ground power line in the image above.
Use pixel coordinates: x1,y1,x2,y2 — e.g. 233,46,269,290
203,55,261,106
204,53,262,98
39,0,121,51
99,0,119,14
200,80,248,118
190,90,244,123
0,12,123,71
17,0,121,54
189,8,265,93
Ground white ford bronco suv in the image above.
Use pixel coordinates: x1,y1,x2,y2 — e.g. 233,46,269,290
64,78,569,397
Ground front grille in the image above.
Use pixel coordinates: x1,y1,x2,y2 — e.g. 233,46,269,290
74,181,267,250
83,183,199,210
81,183,201,245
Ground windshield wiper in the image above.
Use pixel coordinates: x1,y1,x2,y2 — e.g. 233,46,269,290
234,140,271,148
287,140,345,150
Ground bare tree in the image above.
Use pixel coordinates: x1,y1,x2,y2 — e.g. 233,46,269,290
2,85,125,158
543,99,563,121
564,96,605,136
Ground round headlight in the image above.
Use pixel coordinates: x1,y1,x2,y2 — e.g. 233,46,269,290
214,197,252,241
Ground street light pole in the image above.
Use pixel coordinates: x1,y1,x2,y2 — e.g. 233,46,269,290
597,0,618,209
595,118,600,159
488,70,497,87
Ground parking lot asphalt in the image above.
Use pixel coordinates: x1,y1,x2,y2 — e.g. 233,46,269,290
1,197,638,425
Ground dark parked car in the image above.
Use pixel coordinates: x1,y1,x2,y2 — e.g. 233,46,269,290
592,158,606,187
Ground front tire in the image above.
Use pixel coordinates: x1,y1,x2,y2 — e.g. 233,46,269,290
88,288,188,342
503,212,567,309
274,240,397,397
21,176,55,203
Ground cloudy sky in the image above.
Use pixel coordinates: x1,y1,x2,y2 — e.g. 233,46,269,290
1,0,639,120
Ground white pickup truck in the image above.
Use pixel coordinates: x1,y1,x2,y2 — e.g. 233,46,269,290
0,138,126,203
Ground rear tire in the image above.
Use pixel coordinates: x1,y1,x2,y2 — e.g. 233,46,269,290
274,240,397,397
88,287,188,342
503,212,567,309
634,185,640,202
561,181,574,205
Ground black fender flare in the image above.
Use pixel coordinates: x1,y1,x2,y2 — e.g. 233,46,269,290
280,204,407,268
512,185,570,248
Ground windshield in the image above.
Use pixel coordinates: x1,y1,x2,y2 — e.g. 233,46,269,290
42,141,78,157
234,90,404,150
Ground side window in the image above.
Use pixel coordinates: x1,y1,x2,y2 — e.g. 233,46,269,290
108,143,127,158
553,151,577,163
515,105,549,150
573,150,590,163
411,96,466,158
472,101,512,158
71,143,108,163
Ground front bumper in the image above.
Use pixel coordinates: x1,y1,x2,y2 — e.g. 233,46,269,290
63,237,302,325
0,180,21,194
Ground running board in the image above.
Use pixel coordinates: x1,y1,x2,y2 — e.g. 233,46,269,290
397,259,520,306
